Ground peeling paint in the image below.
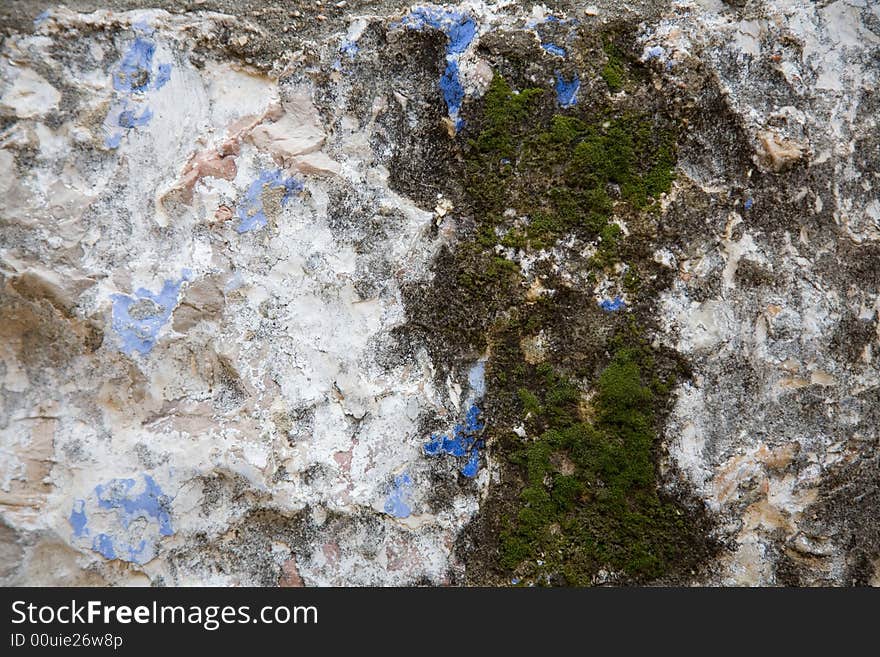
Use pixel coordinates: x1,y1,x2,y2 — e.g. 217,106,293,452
103,27,172,148
424,403,485,478
71,474,174,565
69,499,88,538
554,72,579,107
110,270,192,355
95,475,173,537
4,0,879,588
599,296,625,312
235,169,303,234
397,6,477,131
384,473,413,518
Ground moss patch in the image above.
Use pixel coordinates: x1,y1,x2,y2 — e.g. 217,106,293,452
601,39,629,92
498,340,702,584
465,74,677,253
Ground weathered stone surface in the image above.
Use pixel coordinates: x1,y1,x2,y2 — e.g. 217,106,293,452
0,0,877,586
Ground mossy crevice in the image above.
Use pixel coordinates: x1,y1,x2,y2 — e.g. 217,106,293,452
399,32,716,584
460,303,713,585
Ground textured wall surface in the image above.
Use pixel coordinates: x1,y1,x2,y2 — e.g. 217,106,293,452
1,1,878,586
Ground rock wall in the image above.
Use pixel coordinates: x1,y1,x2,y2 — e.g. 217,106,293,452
1,1,877,586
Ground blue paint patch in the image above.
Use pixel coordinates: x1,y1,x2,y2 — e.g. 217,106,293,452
104,101,154,148
555,72,579,107
104,132,123,149
131,20,154,35
95,474,174,536
103,28,172,149
423,433,444,456
112,37,156,93
423,403,485,477
744,198,754,210
235,169,303,234
69,499,88,537
541,43,566,57
92,533,116,560
117,105,153,128
599,296,625,312
400,7,476,54
154,63,172,89
461,447,481,478
73,474,175,565
34,10,50,26
397,7,477,131
441,424,471,457
340,40,359,59
127,540,148,563
644,45,666,61
423,404,484,457
439,59,465,129
111,271,191,355
384,473,413,518
464,403,484,433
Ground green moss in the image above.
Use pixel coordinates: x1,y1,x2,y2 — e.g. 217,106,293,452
591,222,622,267
498,343,698,583
517,388,543,416
601,40,628,92
455,242,521,295
463,81,688,580
437,61,706,584
465,74,677,257
623,265,641,293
